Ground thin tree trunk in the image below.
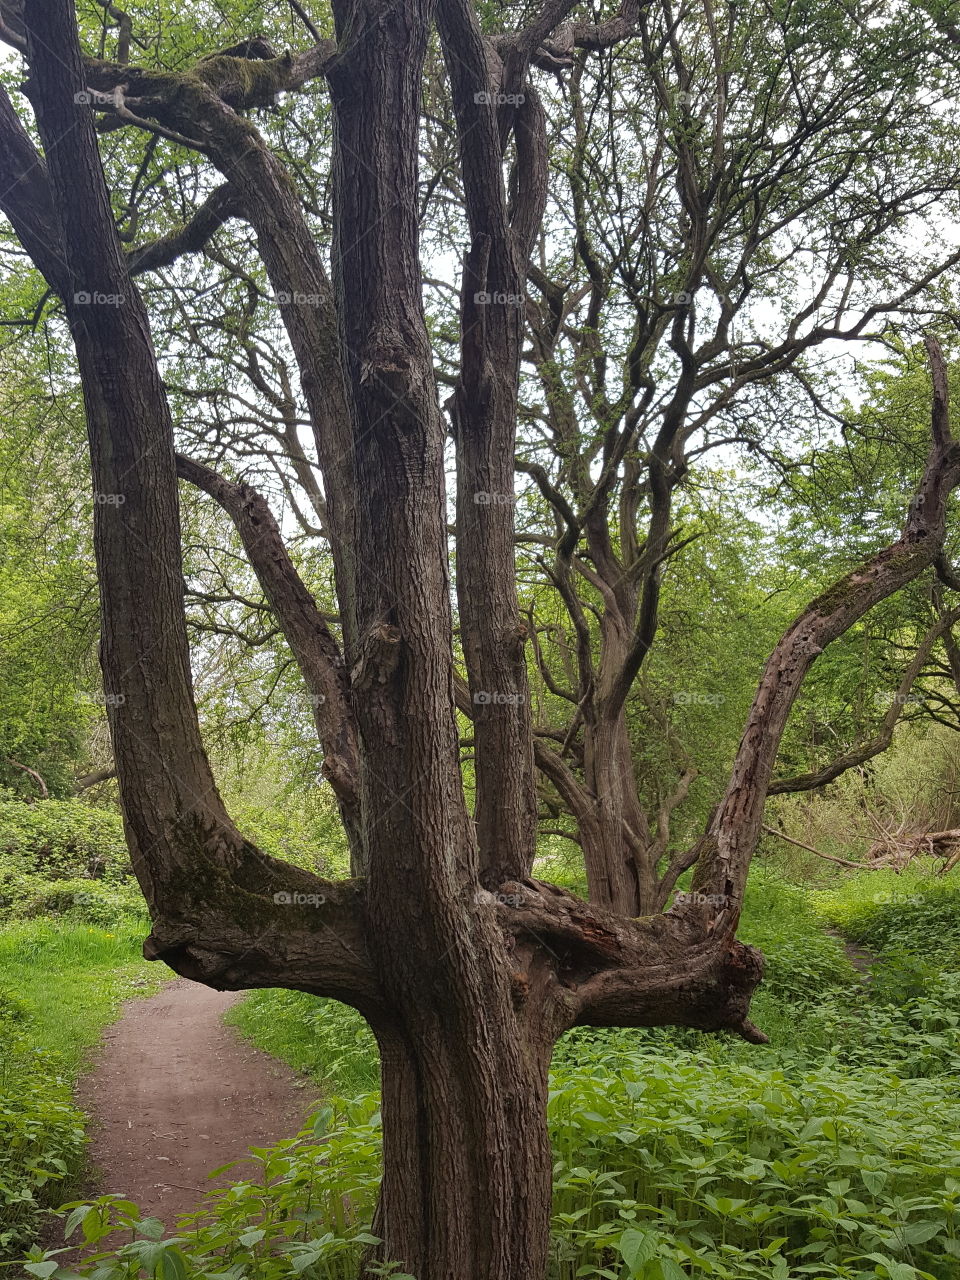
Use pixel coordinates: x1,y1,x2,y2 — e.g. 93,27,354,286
582,711,656,914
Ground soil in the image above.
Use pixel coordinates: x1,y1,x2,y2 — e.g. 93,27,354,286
75,979,316,1230
826,928,878,976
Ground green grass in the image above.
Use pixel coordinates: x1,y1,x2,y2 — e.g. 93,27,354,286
0,917,168,1259
0,917,166,1070
225,989,379,1096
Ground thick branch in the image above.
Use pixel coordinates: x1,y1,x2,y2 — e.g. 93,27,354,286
144,875,381,1014
692,337,960,914
19,0,376,1011
768,606,960,794
127,183,245,275
495,879,766,1043
436,0,540,881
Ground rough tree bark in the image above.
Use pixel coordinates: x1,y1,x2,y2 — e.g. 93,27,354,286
4,2,959,1277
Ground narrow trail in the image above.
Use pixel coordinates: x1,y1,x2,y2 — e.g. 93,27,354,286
77,979,314,1229
826,928,878,977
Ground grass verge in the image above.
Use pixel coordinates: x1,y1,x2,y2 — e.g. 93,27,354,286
0,917,167,1259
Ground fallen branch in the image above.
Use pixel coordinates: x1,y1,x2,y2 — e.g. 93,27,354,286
761,823,863,868
5,757,48,798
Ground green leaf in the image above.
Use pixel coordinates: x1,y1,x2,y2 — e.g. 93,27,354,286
618,1228,658,1274
158,1249,189,1280
63,1206,91,1241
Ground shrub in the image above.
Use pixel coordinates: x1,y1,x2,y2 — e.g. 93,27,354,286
0,800,140,926
811,867,960,964
0,800,130,883
0,1037,86,1260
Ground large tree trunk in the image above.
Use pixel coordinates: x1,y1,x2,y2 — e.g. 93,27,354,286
371,982,553,1276
325,0,557,1270
582,710,659,914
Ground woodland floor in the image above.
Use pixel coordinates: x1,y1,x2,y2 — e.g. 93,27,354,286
76,979,314,1228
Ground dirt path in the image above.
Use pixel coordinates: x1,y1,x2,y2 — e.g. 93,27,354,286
77,979,315,1229
826,928,878,976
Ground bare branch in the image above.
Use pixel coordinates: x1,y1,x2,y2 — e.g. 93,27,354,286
176,454,362,864
5,757,48,797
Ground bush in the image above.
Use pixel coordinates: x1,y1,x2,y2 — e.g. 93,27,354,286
0,1036,86,1260
812,869,960,965
9,878,146,928
0,800,130,882
0,800,141,927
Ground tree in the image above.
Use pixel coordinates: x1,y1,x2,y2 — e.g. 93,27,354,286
508,0,960,913
2,1,960,1276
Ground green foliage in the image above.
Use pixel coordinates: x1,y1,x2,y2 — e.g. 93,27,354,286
225,991,377,1096
227,796,348,879
0,369,98,799
0,918,166,1260
0,800,142,927
0,801,130,881
29,1055,960,1280
0,1042,85,1262
736,869,855,1002
812,868,960,965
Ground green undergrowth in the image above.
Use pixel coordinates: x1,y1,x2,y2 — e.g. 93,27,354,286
0,800,143,929
810,864,960,966
25,1054,960,1279
0,918,166,1261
